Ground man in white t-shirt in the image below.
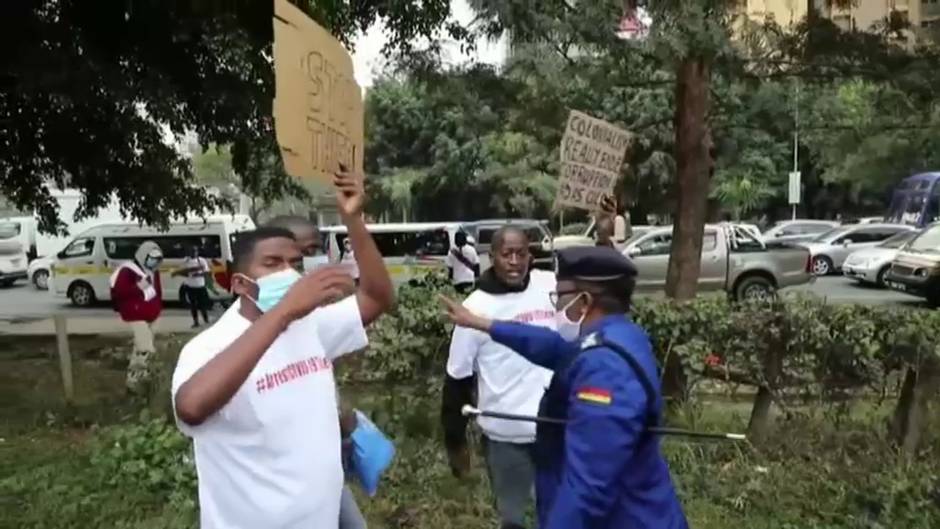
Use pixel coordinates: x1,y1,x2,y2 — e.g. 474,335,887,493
446,231,480,294
441,226,577,529
174,245,212,328
172,170,394,529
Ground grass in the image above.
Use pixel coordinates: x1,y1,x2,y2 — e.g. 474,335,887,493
1,335,939,529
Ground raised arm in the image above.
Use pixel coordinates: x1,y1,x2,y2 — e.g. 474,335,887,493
174,268,355,426
334,168,395,325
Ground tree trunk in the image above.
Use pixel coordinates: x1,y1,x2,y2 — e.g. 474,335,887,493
748,332,784,440
662,56,713,402
890,361,940,457
665,57,713,301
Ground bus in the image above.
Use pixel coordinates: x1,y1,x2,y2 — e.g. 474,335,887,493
51,215,255,306
885,172,940,228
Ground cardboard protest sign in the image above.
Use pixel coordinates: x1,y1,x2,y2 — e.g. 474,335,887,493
555,110,633,211
273,0,363,183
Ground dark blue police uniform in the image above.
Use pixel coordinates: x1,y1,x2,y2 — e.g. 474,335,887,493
488,247,688,529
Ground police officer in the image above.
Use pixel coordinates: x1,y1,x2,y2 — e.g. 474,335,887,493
441,246,688,529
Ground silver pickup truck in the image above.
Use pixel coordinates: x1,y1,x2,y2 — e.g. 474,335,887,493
623,223,813,300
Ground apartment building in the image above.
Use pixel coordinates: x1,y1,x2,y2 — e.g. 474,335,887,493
738,0,940,34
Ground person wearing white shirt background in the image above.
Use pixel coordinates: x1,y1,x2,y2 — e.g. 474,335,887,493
441,225,577,529
174,245,212,328
171,169,394,529
446,230,480,294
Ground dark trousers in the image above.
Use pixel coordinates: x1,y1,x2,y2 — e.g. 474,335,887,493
482,436,536,529
183,285,210,324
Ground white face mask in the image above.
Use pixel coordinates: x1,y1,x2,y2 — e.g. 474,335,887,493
555,293,586,341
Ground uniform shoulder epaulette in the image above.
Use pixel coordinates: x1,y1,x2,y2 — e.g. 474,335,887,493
580,332,602,350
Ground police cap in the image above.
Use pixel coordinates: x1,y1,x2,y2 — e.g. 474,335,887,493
555,246,637,281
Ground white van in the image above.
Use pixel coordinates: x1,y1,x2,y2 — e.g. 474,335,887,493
51,215,256,306
0,220,28,287
320,222,463,285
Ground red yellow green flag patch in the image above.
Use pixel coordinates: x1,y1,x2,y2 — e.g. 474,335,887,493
576,387,612,405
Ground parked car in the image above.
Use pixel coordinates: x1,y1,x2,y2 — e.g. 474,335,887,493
800,223,915,276
460,219,554,270
552,218,653,250
884,223,940,307
842,230,920,287
622,223,812,300
27,255,54,290
762,219,841,245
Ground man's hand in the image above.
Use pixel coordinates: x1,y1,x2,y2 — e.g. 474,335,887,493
272,267,356,322
447,444,471,479
440,295,492,332
598,194,616,217
334,166,365,218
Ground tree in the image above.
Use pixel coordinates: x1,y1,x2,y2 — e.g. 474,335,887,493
0,0,464,233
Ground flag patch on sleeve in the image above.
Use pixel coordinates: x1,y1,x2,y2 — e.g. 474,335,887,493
576,387,612,405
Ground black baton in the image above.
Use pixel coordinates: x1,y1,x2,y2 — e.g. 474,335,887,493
461,405,747,441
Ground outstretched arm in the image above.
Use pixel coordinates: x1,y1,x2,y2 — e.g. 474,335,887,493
440,296,576,371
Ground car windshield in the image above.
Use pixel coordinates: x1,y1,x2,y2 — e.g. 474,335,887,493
811,227,849,243
878,230,917,249
907,226,940,252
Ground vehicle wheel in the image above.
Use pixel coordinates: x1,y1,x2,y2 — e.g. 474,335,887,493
68,281,96,307
0,279,14,288
734,275,776,302
875,266,890,289
811,256,833,276
32,269,50,290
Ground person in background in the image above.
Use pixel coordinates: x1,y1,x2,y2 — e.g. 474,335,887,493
614,202,632,245
595,195,619,249
174,245,212,328
341,238,360,284
446,230,480,294
172,169,394,529
440,246,688,529
109,241,164,393
595,216,615,248
442,226,575,529
265,216,366,529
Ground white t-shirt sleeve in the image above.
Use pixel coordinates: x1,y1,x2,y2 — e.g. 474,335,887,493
312,295,369,360
446,296,486,379
171,337,223,437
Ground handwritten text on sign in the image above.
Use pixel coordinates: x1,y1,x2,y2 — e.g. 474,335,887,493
555,111,632,211
273,0,364,182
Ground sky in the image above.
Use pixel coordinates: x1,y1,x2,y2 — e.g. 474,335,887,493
350,0,508,89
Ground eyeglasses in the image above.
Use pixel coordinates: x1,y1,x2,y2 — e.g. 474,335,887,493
549,290,580,307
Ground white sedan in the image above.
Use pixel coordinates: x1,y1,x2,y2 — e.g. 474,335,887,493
842,230,920,287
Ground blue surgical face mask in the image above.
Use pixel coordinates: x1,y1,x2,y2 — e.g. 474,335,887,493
238,268,301,312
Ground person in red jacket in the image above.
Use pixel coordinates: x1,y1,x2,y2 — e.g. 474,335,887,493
110,240,164,393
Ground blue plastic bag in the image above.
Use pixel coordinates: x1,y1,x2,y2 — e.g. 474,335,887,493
349,409,396,496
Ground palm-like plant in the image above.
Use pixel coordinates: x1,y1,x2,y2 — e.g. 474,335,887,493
712,170,775,221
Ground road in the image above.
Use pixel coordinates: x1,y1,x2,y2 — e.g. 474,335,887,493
0,275,927,334
0,282,200,335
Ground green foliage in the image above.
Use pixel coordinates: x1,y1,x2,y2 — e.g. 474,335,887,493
90,415,197,510
343,271,457,383
1,1,462,233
